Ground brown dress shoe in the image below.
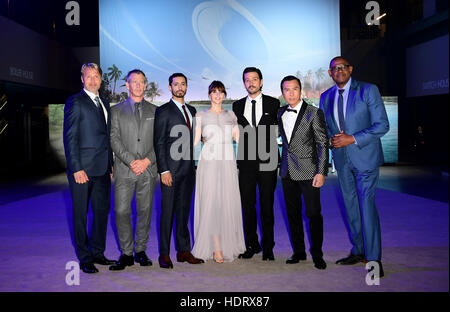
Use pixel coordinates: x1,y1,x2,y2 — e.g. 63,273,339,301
158,255,173,269
176,251,205,264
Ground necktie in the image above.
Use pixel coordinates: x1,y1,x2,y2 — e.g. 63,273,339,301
286,108,297,113
94,96,106,124
182,105,191,131
337,89,345,131
134,101,141,128
251,99,256,127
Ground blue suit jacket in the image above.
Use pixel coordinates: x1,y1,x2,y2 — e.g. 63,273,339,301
63,90,113,176
319,79,389,172
153,100,197,178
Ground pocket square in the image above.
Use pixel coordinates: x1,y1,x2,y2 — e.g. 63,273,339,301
146,117,154,120
264,112,269,115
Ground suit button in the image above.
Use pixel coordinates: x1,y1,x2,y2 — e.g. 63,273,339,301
137,139,140,142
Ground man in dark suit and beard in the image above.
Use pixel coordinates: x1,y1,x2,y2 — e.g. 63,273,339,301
232,67,280,261
154,73,204,269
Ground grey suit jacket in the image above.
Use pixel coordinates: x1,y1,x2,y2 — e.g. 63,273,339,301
110,98,158,178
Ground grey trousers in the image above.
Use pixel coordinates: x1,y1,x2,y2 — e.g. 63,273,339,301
114,171,157,256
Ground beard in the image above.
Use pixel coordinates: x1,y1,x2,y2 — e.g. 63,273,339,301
246,85,261,95
172,89,186,98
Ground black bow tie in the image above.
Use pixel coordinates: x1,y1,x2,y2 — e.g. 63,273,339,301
286,108,297,113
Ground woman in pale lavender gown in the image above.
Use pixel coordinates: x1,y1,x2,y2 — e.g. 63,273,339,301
192,81,245,263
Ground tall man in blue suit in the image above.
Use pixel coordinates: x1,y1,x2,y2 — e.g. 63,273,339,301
63,63,117,274
154,73,204,269
319,57,389,277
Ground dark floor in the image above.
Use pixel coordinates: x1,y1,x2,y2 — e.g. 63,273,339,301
0,165,448,206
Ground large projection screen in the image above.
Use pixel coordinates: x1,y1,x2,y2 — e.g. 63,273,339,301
99,0,341,103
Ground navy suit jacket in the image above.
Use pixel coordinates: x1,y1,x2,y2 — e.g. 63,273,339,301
154,100,197,178
63,90,113,176
319,79,389,172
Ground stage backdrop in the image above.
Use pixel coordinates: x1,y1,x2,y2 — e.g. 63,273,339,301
99,0,340,102
65,0,395,164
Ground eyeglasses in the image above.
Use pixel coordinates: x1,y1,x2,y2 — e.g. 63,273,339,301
330,64,351,73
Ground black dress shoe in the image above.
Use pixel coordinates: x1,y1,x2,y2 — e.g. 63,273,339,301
238,245,262,259
159,255,174,269
286,253,307,264
93,256,118,265
313,258,327,270
262,250,275,261
134,251,153,266
109,254,134,271
367,260,384,278
80,262,99,274
335,254,364,265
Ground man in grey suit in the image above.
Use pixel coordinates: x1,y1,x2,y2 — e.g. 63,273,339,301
109,69,158,270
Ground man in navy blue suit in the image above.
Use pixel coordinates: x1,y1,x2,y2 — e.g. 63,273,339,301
63,63,116,274
319,56,389,277
154,73,204,269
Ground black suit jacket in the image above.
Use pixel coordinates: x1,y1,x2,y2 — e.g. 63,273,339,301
63,90,113,176
154,100,197,178
278,102,329,180
232,94,280,172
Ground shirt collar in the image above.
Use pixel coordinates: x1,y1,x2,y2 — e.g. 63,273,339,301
172,97,188,109
128,97,144,106
287,99,302,112
83,88,100,101
247,93,262,103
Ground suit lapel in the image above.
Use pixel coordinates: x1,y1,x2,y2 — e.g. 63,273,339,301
236,98,246,117
186,103,196,131
278,106,289,144
327,86,339,133
346,79,358,121
289,100,308,144
170,100,194,130
259,95,270,126
125,98,140,133
81,90,107,128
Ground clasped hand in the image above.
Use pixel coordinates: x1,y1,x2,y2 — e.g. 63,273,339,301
130,158,150,176
331,132,355,148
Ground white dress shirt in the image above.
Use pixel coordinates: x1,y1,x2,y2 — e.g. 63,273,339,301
282,100,302,143
84,88,107,123
244,93,263,126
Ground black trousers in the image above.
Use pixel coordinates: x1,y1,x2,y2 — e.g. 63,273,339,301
281,177,323,259
159,171,195,255
238,169,277,252
68,172,111,264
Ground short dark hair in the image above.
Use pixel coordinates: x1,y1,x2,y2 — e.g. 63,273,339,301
169,73,188,85
126,69,146,82
329,56,350,68
242,67,263,82
208,80,227,97
280,75,302,92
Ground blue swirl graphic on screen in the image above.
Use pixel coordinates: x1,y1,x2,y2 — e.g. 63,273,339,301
192,0,274,70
